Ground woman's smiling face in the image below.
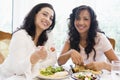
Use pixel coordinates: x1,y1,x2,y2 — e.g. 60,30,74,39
74,9,91,35
35,7,54,31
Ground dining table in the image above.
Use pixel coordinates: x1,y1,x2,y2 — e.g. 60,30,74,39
33,69,113,80
32,55,120,80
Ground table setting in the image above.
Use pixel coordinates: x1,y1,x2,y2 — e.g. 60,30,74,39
32,59,120,80
32,65,115,80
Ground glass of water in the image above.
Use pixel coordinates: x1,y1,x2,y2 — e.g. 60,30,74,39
111,60,120,80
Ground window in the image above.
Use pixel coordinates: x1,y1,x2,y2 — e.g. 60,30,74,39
95,0,120,54
0,0,12,33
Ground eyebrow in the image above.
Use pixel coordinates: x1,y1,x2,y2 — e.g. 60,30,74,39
84,16,90,19
42,11,54,17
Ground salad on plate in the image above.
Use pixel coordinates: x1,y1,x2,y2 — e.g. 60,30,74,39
72,71,100,80
38,66,70,80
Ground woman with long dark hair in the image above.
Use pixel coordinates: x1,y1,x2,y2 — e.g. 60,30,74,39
0,3,56,80
58,5,119,71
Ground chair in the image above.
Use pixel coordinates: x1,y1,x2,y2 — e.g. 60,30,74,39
108,38,115,50
0,31,12,63
0,52,4,64
0,31,11,40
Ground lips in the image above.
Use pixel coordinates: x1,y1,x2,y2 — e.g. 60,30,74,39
41,20,49,27
77,26,85,30
43,22,48,26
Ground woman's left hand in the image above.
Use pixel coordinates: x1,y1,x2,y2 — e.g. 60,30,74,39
85,62,105,71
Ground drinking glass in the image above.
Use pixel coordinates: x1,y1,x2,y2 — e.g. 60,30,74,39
111,60,120,80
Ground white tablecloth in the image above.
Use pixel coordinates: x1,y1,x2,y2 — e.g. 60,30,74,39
33,70,113,80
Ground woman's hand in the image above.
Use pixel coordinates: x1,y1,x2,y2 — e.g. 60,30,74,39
85,62,107,71
70,49,84,65
30,46,47,65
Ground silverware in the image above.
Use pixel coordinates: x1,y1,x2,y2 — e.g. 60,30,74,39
116,73,120,76
70,65,75,73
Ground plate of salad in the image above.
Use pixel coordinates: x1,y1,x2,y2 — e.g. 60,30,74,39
71,71,101,80
37,66,70,80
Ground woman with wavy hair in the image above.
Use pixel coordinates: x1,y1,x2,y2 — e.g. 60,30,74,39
58,5,119,71
0,3,56,80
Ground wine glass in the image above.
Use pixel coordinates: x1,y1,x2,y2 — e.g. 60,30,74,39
111,60,120,80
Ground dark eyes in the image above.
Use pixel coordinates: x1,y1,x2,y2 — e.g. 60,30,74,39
76,17,89,21
43,13,47,16
42,13,53,21
84,18,89,20
50,17,53,21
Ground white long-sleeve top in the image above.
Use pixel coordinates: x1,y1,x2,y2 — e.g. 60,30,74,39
0,29,57,80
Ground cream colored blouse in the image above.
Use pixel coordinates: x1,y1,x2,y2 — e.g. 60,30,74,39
64,32,112,66
80,32,112,64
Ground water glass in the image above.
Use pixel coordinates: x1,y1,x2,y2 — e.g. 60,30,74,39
111,60,120,80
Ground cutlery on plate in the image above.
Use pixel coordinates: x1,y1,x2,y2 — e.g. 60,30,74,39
70,65,75,73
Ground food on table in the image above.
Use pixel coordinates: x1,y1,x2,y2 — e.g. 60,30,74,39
53,71,68,77
73,65,102,75
73,65,86,72
73,71,97,80
39,66,69,78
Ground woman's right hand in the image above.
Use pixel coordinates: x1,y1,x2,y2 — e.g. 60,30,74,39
70,49,84,65
30,46,47,65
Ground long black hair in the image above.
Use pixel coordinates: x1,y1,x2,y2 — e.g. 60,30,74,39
14,3,56,46
68,5,102,60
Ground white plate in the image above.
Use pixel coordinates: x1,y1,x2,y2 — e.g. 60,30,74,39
37,71,70,80
71,71,101,80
